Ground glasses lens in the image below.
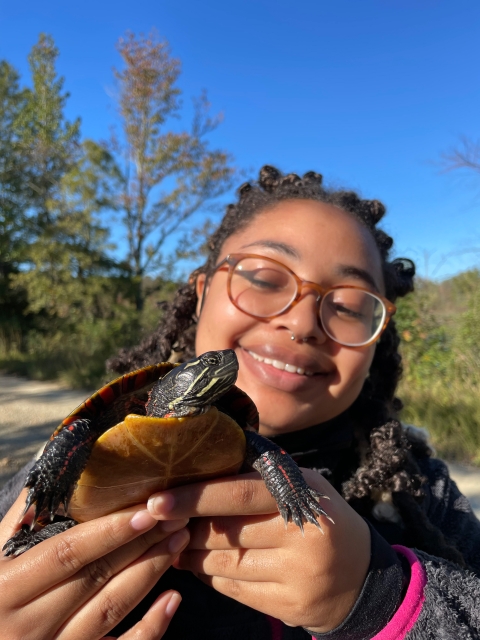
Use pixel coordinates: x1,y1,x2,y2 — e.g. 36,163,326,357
321,289,386,346
229,257,297,317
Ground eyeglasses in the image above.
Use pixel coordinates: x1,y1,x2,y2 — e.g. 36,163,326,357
213,253,396,347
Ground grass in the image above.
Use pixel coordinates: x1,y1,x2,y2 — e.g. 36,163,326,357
0,322,140,389
399,380,480,465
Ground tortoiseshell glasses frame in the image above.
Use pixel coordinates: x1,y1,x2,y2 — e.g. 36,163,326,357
213,253,396,348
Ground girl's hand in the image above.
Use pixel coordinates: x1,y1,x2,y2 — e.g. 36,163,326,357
0,489,190,640
147,469,370,634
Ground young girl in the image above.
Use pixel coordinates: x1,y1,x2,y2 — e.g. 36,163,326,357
1,166,479,640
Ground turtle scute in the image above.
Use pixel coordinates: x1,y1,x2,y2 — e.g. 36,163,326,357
67,407,246,522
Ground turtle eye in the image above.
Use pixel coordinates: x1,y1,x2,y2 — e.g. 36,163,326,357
200,353,222,367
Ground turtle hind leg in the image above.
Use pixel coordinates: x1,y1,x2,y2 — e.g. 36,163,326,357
244,431,333,532
25,418,98,524
3,518,77,557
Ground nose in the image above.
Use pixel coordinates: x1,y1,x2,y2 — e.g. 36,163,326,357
273,290,327,343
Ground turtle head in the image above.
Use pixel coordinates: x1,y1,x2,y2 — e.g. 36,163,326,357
146,349,239,418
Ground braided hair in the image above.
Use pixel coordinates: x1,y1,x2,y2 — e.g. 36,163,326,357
107,165,464,565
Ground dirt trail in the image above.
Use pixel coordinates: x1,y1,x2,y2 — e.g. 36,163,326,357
0,374,479,518
0,375,93,488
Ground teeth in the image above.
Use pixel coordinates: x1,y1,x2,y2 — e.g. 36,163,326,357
248,351,313,376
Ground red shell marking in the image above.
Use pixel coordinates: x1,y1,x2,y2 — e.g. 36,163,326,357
50,363,179,441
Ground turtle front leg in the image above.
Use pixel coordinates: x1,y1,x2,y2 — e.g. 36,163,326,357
244,431,333,532
24,418,98,524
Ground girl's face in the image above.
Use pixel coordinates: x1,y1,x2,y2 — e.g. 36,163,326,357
195,200,385,437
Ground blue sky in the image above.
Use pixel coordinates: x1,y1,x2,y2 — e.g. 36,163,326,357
1,0,479,279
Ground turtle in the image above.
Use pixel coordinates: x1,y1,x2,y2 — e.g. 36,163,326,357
3,349,331,557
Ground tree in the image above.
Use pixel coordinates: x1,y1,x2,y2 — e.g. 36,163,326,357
17,34,81,227
395,279,452,388
9,35,128,326
0,60,27,247
13,141,126,320
107,31,235,310
0,60,31,344
442,136,480,177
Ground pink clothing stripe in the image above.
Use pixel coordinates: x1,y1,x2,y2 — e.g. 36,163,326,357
371,546,427,640
266,615,283,640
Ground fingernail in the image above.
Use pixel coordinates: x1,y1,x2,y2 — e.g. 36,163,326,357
150,590,182,618
161,518,190,532
166,592,182,618
130,509,156,531
148,493,175,515
168,528,190,553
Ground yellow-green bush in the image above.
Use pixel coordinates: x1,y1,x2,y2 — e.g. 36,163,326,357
397,270,480,464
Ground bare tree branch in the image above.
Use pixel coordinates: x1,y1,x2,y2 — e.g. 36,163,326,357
441,135,480,174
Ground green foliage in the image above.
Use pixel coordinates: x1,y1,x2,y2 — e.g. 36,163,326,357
397,270,480,464
401,384,480,465
394,279,452,387
12,141,124,320
0,34,138,387
0,276,176,388
450,272,480,386
17,34,80,223
0,31,233,388
0,60,32,343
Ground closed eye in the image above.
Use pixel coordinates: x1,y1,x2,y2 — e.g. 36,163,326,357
331,303,365,320
237,269,285,291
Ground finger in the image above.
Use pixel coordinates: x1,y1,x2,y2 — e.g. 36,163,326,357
33,519,189,633
187,512,330,550
0,521,188,640
58,529,190,639
147,472,279,520
1,506,173,605
196,571,281,616
103,591,182,640
177,547,282,583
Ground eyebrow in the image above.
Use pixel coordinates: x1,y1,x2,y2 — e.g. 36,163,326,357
238,241,380,291
336,265,380,292
239,240,300,259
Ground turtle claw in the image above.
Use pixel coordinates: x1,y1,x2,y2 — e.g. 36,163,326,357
3,525,34,556
279,486,331,533
3,519,77,557
245,431,334,533
24,465,73,526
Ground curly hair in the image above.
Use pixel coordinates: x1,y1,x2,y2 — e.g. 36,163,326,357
107,165,464,566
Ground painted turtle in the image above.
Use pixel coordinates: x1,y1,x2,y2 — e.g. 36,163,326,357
4,350,331,557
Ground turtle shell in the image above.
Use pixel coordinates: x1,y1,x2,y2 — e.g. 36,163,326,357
53,364,256,523
51,363,178,440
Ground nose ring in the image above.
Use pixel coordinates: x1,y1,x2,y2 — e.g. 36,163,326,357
290,332,309,343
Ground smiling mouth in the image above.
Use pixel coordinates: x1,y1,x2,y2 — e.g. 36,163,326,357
246,349,318,376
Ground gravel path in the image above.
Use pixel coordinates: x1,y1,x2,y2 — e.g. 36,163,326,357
0,375,94,487
1,374,479,518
